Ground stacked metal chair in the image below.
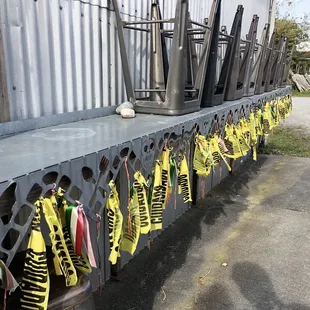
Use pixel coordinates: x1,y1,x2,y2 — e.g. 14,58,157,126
111,0,291,116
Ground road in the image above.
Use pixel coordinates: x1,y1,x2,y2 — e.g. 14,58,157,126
283,97,310,130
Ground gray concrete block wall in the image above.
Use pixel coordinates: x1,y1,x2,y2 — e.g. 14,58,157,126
0,86,292,291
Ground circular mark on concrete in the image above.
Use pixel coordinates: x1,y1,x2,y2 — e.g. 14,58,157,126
32,128,96,141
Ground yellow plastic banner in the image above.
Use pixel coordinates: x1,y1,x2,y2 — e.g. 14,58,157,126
224,124,242,159
209,136,221,166
20,203,50,310
121,191,141,255
160,148,171,209
273,100,280,127
150,160,164,231
62,226,92,273
255,109,263,136
193,135,212,177
134,172,151,234
269,101,277,130
235,123,250,156
178,154,192,203
286,96,292,115
218,136,228,154
240,118,251,147
212,134,231,171
249,112,258,161
42,198,78,286
278,99,286,120
55,193,92,273
106,181,123,265
263,102,272,136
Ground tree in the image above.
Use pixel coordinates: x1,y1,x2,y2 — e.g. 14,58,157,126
275,1,310,74
275,18,308,48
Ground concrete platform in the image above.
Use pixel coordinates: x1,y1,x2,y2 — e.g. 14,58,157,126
0,98,249,183
0,86,289,184
94,155,310,310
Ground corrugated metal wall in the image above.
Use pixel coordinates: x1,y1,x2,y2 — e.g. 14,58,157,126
0,0,271,122
221,0,271,38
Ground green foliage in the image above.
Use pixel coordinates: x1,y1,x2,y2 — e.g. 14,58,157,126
275,1,310,74
276,0,310,45
291,52,310,74
292,90,310,97
275,19,308,48
275,19,310,74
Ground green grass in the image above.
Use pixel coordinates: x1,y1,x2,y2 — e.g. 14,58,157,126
292,89,310,97
260,126,310,158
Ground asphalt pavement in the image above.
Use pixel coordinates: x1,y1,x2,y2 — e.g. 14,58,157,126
283,96,310,130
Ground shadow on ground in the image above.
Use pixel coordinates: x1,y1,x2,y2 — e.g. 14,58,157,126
232,262,310,310
194,283,233,309
195,262,310,310
93,156,267,310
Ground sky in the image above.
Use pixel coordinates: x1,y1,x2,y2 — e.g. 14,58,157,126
278,0,310,44
278,0,310,23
